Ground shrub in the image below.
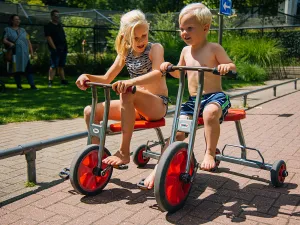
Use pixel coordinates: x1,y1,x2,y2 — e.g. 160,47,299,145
236,61,268,82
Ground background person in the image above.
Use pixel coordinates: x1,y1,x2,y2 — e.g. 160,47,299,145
3,14,38,90
44,9,68,87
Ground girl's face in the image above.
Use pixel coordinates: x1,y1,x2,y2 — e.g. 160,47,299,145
131,23,149,54
179,13,209,47
12,16,20,27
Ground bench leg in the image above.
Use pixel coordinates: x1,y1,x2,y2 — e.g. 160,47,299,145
235,121,246,159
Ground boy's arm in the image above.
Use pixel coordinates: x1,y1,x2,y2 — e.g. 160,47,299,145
214,44,236,74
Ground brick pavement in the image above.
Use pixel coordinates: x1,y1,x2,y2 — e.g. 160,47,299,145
0,84,299,224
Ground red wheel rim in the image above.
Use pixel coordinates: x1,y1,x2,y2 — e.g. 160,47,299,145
278,164,286,183
137,148,149,164
165,148,194,206
78,150,110,192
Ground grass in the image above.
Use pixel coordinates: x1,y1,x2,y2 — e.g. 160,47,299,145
0,75,264,125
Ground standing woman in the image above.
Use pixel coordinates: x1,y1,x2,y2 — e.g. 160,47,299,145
3,14,38,90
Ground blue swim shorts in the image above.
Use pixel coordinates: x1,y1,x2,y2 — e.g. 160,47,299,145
180,92,231,123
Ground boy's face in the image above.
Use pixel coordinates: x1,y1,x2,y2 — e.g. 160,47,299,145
132,23,149,54
179,13,209,46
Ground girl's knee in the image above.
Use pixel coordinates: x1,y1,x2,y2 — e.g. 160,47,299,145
83,105,92,117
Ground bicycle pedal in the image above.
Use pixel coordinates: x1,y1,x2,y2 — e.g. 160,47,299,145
113,164,128,170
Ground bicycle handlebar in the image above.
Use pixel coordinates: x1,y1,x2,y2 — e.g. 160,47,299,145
83,80,137,94
166,65,237,78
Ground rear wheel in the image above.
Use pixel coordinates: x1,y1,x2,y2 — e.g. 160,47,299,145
70,144,113,195
132,144,150,167
154,141,196,212
271,160,288,187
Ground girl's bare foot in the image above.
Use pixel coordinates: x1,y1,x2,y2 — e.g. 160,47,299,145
102,150,130,166
200,152,216,171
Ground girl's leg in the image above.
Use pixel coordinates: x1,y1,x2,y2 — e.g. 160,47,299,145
103,89,167,166
201,103,222,171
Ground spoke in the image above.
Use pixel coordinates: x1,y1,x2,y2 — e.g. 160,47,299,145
84,174,96,190
78,164,92,177
90,151,98,168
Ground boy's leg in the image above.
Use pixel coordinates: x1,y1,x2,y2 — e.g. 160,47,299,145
103,89,167,166
201,103,222,170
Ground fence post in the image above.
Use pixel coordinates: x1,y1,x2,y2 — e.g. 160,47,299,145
273,86,277,97
295,79,297,90
243,95,247,108
25,151,36,183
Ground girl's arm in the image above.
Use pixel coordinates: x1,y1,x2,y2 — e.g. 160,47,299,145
130,43,164,85
76,55,125,90
160,47,186,79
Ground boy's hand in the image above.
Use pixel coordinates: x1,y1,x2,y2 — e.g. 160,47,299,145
76,74,90,90
112,80,134,94
160,62,172,74
217,64,231,75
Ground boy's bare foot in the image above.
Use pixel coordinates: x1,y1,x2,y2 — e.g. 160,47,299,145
102,151,130,166
200,152,216,171
143,165,157,190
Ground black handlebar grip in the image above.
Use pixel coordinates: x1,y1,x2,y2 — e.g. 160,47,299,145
212,68,238,79
166,65,174,73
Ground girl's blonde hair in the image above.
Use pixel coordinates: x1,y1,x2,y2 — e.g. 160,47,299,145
179,3,212,26
115,10,149,59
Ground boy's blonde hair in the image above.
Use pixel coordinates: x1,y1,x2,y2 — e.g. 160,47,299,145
179,3,212,26
115,10,149,59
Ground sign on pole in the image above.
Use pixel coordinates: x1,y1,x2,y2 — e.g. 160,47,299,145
219,0,232,16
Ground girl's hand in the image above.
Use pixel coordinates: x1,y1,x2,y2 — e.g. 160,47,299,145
160,62,172,74
112,80,134,94
76,74,90,90
217,64,231,75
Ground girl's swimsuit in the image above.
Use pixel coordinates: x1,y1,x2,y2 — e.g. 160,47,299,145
125,43,168,120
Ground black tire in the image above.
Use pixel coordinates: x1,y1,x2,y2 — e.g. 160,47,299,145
0,81,5,93
132,144,151,167
154,141,196,212
70,144,113,195
271,160,287,187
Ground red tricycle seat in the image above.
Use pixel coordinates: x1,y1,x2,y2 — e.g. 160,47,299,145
110,118,166,133
198,108,246,125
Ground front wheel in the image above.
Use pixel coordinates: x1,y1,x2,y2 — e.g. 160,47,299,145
70,144,113,195
154,141,196,212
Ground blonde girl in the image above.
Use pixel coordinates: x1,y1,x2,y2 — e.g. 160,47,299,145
76,10,168,167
